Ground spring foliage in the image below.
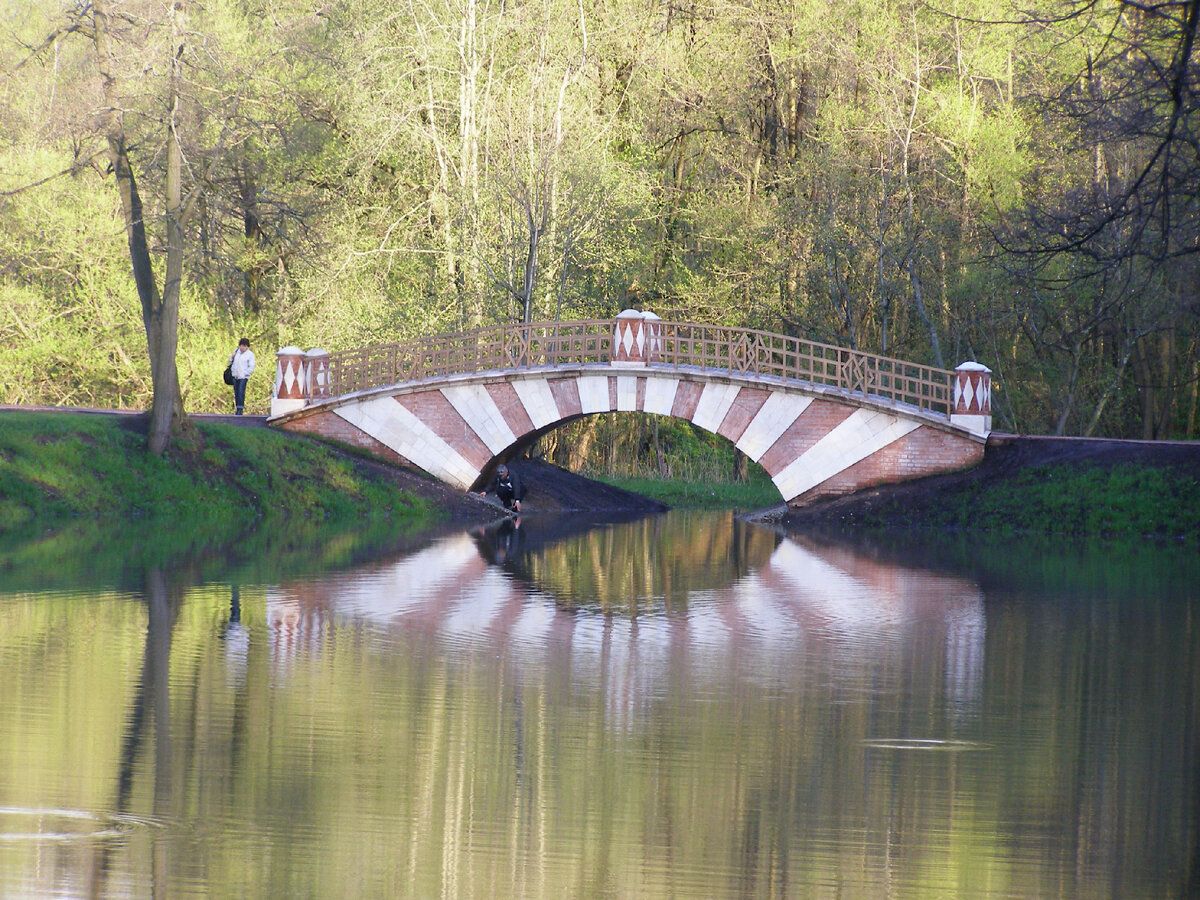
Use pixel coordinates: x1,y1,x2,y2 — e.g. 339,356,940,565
1,0,1197,454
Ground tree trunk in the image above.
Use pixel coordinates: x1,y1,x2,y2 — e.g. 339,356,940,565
568,419,596,470
522,206,539,323
732,447,747,482
1083,341,1134,437
1054,345,1083,435
94,0,186,455
153,67,187,455
240,164,264,313
1187,349,1199,438
1132,335,1160,439
653,416,666,477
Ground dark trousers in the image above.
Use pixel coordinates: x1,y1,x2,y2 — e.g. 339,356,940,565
233,378,248,414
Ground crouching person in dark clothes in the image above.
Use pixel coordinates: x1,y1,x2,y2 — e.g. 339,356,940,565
479,463,526,512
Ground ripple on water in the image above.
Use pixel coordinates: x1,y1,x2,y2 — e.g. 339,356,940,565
861,738,989,751
0,807,165,843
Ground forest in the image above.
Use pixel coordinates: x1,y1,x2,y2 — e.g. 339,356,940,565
1,0,1197,465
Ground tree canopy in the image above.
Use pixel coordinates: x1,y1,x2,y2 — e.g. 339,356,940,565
1,0,1196,445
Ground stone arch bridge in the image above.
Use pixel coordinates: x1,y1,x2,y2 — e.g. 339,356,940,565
267,312,992,506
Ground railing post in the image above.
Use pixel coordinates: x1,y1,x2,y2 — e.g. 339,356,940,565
951,362,992,435
271,346,308,417
643,311,662,363
305,349,331,401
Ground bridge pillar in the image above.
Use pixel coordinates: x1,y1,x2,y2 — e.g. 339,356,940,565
272,346,308,417
612,309,661,366
951,362,992,436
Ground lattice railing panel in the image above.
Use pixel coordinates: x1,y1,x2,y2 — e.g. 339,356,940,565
324,319,953,418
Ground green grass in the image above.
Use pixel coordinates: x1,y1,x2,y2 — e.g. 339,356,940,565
0,411,433,534
859,462,1200,541
969,464,1200,540
0,411,447,590
596,473,784,510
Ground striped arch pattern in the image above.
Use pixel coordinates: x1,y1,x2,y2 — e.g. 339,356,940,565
274,368,985,506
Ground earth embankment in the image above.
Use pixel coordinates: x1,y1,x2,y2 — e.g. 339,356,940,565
353,455,669,522
774,434,1200,537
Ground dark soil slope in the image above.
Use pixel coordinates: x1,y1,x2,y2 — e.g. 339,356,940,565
503,459,669,513
336,452,667,523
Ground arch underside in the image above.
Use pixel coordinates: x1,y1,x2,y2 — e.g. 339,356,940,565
273,367,985,506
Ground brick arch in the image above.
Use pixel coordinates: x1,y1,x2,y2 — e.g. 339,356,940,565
273,367,985,506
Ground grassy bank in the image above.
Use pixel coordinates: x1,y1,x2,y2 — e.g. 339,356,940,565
0,411,450,590
0,411,435,537
929,463,1200,541
0,412,432,532
797,458,1200,542
596,472,783,510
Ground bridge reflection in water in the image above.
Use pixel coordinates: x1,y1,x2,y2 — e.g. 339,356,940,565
266,513,984,728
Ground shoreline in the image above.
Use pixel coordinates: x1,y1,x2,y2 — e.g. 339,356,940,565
3,407,1199,543
773,433,1200,541
0,407,666,534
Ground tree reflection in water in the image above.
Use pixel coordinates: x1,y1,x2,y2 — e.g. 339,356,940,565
2,513,1195,899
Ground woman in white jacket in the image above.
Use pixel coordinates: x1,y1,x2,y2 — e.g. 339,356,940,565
229,338,256,415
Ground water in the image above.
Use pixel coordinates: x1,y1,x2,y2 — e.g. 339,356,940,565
0,511,1196,899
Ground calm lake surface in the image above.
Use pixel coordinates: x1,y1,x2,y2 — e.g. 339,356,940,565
0,511,1196,899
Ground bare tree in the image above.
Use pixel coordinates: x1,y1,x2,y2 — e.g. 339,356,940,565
1001,0,1199,436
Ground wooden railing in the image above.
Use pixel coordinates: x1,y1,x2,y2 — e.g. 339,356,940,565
325,319,954,417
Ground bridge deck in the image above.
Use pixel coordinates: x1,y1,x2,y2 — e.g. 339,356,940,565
306,361,958,433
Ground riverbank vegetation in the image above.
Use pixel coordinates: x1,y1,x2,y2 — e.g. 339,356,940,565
598,473,783,510
0,411,433,536
932,464,1200,541
1,0,1197,463
783,439,1200,541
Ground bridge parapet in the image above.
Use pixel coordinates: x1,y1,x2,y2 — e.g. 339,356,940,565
271,315,987,427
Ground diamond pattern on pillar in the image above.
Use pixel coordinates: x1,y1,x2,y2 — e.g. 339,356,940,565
274,352,306,400
621,322,637,357
957,377,976,412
